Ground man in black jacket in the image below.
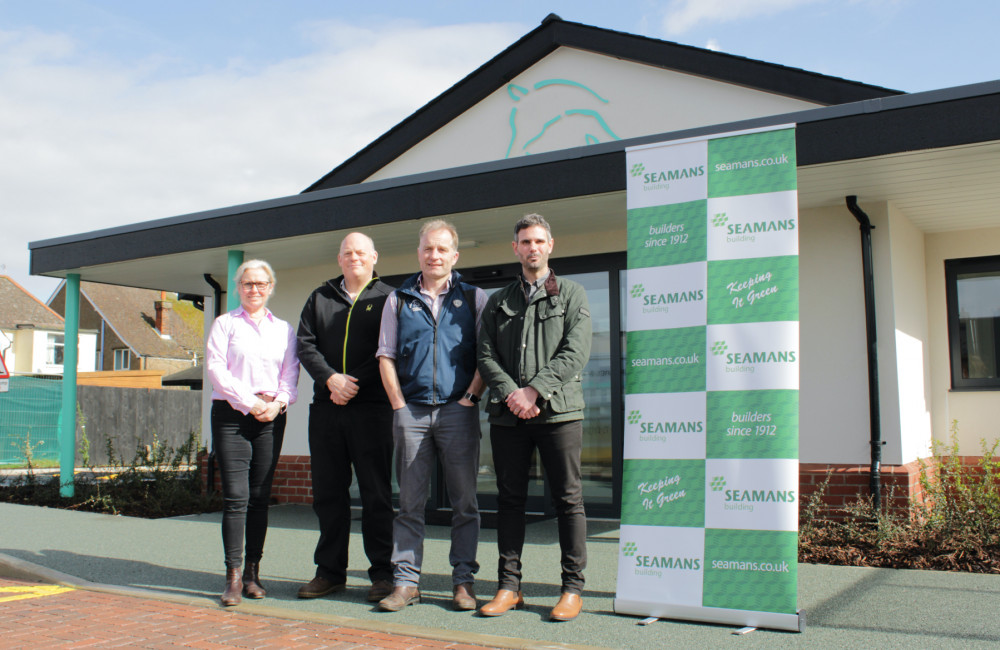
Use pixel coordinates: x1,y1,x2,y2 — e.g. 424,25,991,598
296,232,395,602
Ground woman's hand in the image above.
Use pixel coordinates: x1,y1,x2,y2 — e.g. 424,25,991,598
254,401,283,422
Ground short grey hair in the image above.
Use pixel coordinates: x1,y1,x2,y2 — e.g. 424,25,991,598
513,213,552,241
235,259,276,289
418,219,459,251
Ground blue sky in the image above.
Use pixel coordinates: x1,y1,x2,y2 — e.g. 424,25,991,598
2,0,998,298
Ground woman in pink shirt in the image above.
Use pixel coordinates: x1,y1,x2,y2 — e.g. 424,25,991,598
206,259,299,606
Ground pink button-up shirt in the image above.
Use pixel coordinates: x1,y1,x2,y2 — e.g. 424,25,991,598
206,306,299,414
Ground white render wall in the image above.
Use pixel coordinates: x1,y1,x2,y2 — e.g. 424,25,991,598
885,203,933,464
797,204,872,464
926,226,1000,454
368,47,821,183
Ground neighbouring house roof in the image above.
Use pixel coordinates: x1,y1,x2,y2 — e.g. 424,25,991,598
305,14,901,192
52,281,203,361
0,275,64,331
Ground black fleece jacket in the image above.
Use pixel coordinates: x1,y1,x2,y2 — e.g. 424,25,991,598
296,274,394,405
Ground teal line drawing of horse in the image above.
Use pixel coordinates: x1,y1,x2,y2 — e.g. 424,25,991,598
505,79,621,158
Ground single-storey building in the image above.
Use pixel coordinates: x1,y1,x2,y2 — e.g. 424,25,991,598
29,16,1000,517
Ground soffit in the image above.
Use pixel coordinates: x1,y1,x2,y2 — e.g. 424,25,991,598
32,141,1000,295
797,140,1000,232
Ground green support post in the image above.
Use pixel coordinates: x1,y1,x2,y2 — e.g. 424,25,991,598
227,250,244,311
59,273,80,497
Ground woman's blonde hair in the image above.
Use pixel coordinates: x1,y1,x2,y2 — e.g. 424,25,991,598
235,259,277,290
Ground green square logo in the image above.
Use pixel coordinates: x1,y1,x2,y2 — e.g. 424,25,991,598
708,129,797,198
707,256,798,325
621,459,705,527
703,529,797,613
627,201,707,269
706,390,799,459
626,327,706,394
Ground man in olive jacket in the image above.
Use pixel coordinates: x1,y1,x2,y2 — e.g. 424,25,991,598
477,213,592,622
296,232,395,603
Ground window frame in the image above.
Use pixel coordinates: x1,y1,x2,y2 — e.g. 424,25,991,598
46,333,65,366
113,348,131,371
945,254,1000,390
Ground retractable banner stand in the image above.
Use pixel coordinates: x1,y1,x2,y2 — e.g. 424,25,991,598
615,125,803,632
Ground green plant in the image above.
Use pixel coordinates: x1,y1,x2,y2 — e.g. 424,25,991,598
800,421,1000,573
77,404,91,469
0,429,219,518
914,420,1000,550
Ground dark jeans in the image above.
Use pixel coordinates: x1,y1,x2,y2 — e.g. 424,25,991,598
308,401,394,584
490,420,587,594
211,400,285,569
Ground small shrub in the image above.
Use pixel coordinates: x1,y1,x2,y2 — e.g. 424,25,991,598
800,421,1000,573
0,430,220,518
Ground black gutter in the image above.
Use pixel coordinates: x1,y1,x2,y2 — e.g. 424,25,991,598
845,196,883,511
202,273,224,494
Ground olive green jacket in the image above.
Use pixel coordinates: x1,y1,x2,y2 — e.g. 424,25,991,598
477,271,592,426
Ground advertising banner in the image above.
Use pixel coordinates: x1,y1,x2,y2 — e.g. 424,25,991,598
616,125,803,632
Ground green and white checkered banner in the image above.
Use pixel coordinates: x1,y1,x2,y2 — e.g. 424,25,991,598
615,125,803,632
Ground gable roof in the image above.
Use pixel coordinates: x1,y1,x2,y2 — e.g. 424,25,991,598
0,275,64,330
305,14,901,192
51,281,203,360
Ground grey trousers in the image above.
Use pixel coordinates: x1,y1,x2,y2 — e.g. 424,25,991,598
391,400,481,586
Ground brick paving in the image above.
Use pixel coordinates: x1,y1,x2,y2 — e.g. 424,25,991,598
0,578,499,650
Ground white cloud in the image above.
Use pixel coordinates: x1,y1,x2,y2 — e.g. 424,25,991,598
0,20,520,299
662,0,824,35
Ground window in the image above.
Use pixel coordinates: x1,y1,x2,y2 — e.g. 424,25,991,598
945,255,1000,389
113,348,131,370
46,334,64,365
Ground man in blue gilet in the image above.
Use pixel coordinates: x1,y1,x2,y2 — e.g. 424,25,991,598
376,219,486,612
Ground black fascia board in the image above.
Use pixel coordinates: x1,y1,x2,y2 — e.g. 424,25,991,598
305,17,900,193
29,80,1000,277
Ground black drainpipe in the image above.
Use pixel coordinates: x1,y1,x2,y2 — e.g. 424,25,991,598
203,273,224,493
845,196,884,511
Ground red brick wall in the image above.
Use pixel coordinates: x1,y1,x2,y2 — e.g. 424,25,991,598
799,460,929,518
270,456,313,504
198,453,985,514
199,452,314,504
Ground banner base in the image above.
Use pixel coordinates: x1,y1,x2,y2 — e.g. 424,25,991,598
614,598,806,633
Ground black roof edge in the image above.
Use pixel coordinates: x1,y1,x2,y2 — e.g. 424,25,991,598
303,16,900,193
28,78,1000,262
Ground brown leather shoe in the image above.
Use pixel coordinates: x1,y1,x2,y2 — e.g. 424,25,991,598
550,592,583,621
453,582,477,611
242,562,266,599
478,589,524,616
378,585,421,612
297,575,346,599
220,567,242,607
367,579,393,603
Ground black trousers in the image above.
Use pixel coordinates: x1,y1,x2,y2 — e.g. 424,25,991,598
211,400,285,569
308,401,394,584
490,420,587,594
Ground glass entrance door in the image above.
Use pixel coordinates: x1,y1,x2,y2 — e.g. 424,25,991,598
474,270,616,518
